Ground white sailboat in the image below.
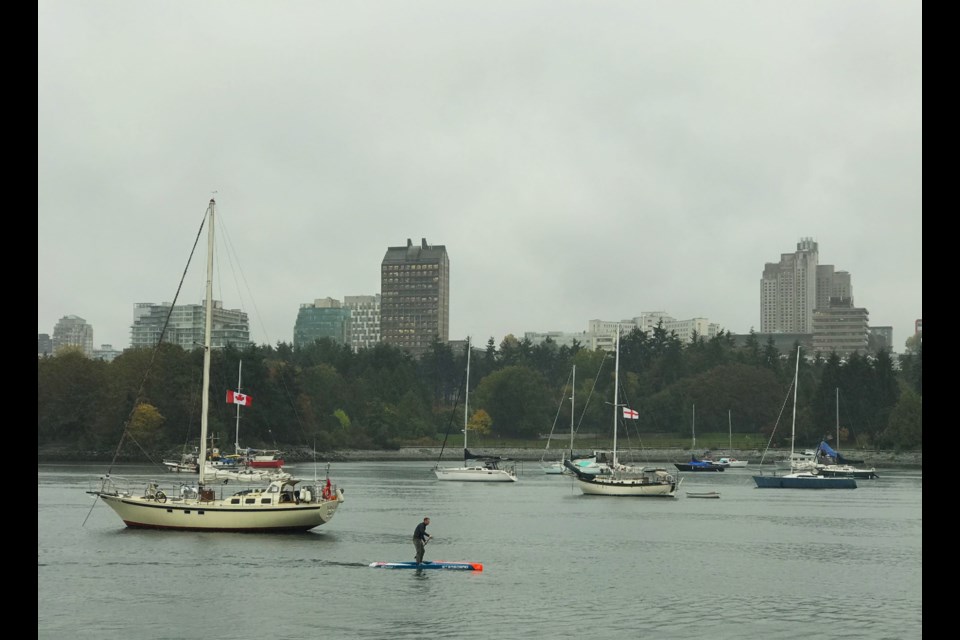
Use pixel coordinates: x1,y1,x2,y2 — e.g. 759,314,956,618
203,361,291,483
203,442,291,483
540,365,575,474
88,198,345,531
815,388,878,479
564,326,680,496
434,338,518,482
753,347,857,489
716,410,748,468
229,361,286,469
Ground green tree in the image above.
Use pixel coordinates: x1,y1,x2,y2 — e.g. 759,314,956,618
127,403,165,451
898,343,922,396
469,408,493,435
472,365,553,438
880,388,922,449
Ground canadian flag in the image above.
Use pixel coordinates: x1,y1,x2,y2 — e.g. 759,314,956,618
226,390,252,407
622,407,639,420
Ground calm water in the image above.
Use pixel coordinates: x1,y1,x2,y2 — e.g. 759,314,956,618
39,462,922,640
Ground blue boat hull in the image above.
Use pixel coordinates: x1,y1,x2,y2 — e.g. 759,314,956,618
752,475,857,489
675,463,725,472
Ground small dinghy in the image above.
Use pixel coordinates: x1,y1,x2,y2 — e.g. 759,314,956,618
685,491,720,499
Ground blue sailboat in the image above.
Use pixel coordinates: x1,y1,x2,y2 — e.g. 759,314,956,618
753,347,857,489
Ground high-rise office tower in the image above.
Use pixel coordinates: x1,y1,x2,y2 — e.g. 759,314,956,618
293,297,351,348
52,315,94,356
816,265,852,310
38,333,54,357
761,238,819,334
380,238,449,358
762,238,870,356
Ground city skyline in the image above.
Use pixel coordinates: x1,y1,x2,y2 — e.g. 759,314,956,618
38,2,922,352
40,287,910,358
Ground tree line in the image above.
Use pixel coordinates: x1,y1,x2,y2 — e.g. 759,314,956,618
37,327,922,460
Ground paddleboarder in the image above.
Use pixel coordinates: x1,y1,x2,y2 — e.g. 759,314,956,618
413,517,432,565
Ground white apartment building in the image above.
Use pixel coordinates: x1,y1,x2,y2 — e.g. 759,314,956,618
344,294,381,351
526,313,721,352
52,315,94,356
130,301,251,350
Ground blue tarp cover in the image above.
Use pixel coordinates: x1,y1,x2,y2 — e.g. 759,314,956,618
818,440,853,463
819,441,839,458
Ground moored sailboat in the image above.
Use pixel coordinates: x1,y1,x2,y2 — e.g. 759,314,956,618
203,361,290,483
162,448,199,474
814,388,878,479
540,366,573,474
434,338,517,482
564,326,679,497
752,347,857,490
88,198,345,531
716,410,748,467
675,406,725,472
227,361,287,470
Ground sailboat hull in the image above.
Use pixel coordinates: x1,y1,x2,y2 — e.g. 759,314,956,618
575,476,679,496
674,463,725,472
565,460,679,496
434,466,517,482
752,474,857,489
90,478,344,532
816,466,878,479
203,464,291,483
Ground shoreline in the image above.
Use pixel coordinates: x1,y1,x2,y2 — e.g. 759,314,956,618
321,447,922,468
39,446,921,468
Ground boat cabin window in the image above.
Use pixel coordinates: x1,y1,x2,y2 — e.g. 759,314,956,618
245,497,257,504
260,498,272,504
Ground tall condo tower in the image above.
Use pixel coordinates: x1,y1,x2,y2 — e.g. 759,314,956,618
760,238,819,334
380,238,450,358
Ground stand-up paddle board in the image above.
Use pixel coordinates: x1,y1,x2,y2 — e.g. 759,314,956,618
369,561,483,571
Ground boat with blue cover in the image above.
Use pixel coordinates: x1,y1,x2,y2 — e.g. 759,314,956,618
674,455,726,472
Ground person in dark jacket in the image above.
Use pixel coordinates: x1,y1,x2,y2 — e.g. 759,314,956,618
413,517,432,565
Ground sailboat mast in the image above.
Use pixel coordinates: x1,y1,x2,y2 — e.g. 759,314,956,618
198,198,216,486
234,360,243,454
728,409,732,451
789,346,800,468
569,364,576,458
612,326,620,466
464,337,471,455
835,387,840,445
692,405,696,451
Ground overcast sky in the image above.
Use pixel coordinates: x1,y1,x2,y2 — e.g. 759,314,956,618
38,1,922,352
